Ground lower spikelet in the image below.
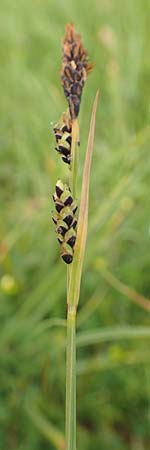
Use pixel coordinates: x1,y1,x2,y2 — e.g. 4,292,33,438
52,180,78,264
53,112,72,165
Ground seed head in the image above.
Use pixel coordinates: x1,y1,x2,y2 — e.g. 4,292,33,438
52,180,78,264
53,112,72,165
61,23,93,120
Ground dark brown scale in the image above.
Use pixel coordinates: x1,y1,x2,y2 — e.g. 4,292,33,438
55,202,64,213
63,213,73,227
55,133,62,141
80,79,85,88
57,235,63,244
72,204,78,214
56,185,63,198
71,82,82,97
61,253,73,264
64,54,71,62
72,218,77,229
57,224,68,236
63,79,70,90
76,62,83,71
58,145,70,156
64,88,70,98
71,56,78,64
63,78,70,89
77,84,82,97
67,235,76,248
64,66,73,79
71,42,76,56
62,156,70,164
66,135,72,145
61,124,70,133
69,95,80,118
73,71,81,82
64,195,73,206
52,215,57,225
71,50,75,59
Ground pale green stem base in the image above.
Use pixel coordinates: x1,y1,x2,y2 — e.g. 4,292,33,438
66,308,76,450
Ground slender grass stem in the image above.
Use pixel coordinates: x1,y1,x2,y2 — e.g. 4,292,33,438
66,117,79,450
66,307,76,450
71,119,79,198
67,118,79,291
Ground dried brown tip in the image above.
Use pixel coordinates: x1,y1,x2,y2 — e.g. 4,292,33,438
61,23,93,120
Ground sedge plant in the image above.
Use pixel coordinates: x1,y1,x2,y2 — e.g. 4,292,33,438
51,24,99,450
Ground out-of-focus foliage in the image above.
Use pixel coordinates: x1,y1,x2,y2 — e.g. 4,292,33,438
0,0,150,449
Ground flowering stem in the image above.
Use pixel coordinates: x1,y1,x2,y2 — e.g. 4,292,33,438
66,92,99,450
52,23,96,450
66,118,79,450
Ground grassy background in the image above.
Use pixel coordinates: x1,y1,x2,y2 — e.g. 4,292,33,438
0,0,150,449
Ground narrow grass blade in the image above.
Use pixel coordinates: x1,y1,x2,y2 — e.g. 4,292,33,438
77,326,150,347
68,90,99,310
26,398,65,450
100,267,150,311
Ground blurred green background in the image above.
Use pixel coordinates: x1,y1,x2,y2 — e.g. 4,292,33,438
0,0,150,449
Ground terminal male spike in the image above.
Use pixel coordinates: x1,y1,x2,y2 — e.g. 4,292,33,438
61,23,93,119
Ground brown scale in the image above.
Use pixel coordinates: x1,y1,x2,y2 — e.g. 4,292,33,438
61,24,93,120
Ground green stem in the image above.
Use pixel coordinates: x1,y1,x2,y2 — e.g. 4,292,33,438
66,307,76,450
65,93,99,450
71,119,79,198
66,118,79,450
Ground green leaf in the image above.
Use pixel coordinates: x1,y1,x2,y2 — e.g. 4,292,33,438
77,326,150,347
67,90,99,310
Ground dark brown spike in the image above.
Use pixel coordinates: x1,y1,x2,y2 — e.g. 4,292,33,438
61,24,93,119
